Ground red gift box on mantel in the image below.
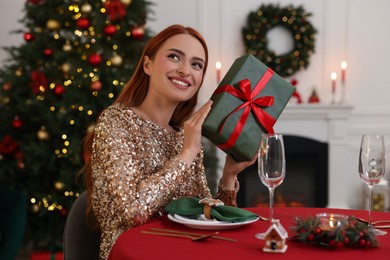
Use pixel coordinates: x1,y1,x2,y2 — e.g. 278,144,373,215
202,54,295,162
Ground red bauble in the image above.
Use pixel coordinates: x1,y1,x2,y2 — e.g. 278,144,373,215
104,24,117,36
53,84,65,96
12,118,23,129
3,82,12,91
43,48,53,56
88,53,102,66
91,81,102,91
77,18,90,29
60,208,68,217
27,0,43,4
131,27,144,40
24,32,35,42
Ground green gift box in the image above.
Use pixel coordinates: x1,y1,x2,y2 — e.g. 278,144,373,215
202,54,295,162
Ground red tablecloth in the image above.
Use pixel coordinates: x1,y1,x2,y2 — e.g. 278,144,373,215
108,207,390,260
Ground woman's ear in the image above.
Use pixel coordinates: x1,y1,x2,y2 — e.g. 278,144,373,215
143,55,151,75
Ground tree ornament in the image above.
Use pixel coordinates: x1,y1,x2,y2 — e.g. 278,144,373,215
87,123,96,133
43,48,54,56
54,181,65,191
77,17,90,29
120,0,132,5
0,135,19,156
27,0,43,4
12,117,23,129
53,84,65,96
110,53,123,66
37,126,49,141
15,151,25,169
131,26,144,40
63,41,72,51
30,204,40,214
81,3,92,13
61,63,71,73
29,71,48,94
88,53,103,66
24,32,35,42
60,208,68,217
243,4,317,77
104,24,117,36
91,80,102,91
2,82,12,91
46,19,61,30
104,0,127,21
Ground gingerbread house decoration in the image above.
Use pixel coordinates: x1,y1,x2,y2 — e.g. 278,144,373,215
256,219,288,253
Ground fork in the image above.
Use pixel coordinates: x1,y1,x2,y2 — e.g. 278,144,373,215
140,230,219,241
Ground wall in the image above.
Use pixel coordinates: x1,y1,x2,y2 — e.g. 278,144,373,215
1,0,390,209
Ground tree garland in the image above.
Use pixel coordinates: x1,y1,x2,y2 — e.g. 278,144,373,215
242,4,317,77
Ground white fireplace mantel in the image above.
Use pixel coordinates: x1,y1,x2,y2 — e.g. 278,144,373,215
275,103,354,209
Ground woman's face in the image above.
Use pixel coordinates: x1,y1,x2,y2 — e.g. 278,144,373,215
143,33,206,104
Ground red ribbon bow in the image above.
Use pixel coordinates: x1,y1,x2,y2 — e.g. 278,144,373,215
212,69,276,151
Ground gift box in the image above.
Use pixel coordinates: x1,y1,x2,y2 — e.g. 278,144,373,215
202,54,295,162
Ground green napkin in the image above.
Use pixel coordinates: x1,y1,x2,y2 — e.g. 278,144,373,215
165,197,258,223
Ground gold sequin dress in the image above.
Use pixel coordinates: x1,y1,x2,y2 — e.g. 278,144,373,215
91,103,238,259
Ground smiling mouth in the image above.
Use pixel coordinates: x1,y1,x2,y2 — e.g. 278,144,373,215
170,78,191,87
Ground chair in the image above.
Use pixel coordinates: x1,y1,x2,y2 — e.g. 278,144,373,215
0,186,27,260
63,191,101,260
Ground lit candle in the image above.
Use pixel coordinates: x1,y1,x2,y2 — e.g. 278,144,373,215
341,61,347,85
216,61,222,84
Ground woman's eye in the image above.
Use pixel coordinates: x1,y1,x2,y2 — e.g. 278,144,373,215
192,62,203,70
168,53,180,61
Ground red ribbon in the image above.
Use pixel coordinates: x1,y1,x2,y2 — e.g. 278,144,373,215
212,69,276,151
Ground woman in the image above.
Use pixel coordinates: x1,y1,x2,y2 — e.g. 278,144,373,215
83,24,255,259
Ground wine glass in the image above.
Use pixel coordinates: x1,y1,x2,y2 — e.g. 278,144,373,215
258,133,286,221
358,134,386,235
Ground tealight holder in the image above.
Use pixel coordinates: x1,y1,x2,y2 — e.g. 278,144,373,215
316,213,348,231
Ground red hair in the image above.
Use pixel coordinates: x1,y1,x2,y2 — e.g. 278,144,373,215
81,25,209,226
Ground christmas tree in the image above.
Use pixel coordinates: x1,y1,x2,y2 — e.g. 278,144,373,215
0,0,152,251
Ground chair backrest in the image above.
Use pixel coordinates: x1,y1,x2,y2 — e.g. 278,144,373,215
0,186,26,260
63,191,100,260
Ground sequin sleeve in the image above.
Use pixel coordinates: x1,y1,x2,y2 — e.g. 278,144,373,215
90,104,211,259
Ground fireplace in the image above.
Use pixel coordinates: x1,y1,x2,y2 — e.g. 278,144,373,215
237,135,328,208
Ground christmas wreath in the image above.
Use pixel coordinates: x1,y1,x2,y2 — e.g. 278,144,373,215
242,4,317,77
290,215,378,248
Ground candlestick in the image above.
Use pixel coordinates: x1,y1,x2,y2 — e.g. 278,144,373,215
340,61,347,105
216,61,222,84
341,61,347,86
331,72,337,104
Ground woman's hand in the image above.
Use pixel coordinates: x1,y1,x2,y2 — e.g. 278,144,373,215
178,100,213,165
220,154,257,189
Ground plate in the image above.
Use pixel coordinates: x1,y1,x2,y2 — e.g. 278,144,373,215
168,214,259,230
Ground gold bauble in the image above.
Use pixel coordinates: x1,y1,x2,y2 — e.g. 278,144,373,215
110,54,123,66
37,126,49,140
54,181,65,191
47,19,61,30
87,123,96,133
61,63,71,73
63,41,72,51
81,3,92,13
31,204,40,214
15,68,22,77
121,0,132,5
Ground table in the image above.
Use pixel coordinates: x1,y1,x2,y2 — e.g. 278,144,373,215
108,207,390,260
